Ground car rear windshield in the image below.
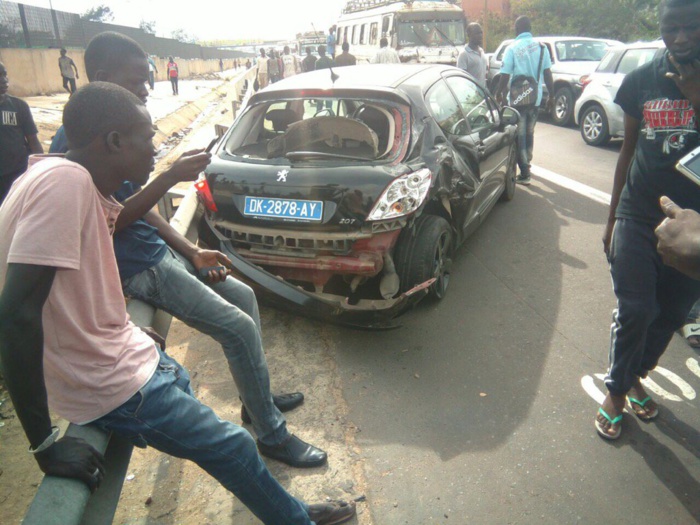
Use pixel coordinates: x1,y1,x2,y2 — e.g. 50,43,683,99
555,40,610,62
223,97,409,163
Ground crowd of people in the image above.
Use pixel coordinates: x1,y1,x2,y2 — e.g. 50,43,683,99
1,0,699,521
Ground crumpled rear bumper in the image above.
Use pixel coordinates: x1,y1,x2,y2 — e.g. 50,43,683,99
199,215,432,329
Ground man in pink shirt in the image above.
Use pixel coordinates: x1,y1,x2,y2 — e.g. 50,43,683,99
0,82,355,525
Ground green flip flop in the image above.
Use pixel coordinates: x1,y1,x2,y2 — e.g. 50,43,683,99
595,407,623,440
627,396,659,421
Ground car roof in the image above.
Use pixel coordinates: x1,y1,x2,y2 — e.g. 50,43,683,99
498,36,622,48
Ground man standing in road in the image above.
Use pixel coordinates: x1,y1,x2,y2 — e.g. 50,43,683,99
315,45,335,70
595,0,700,440
334,41,357,67
457,23,488,87
50,31,329,469
495,16,553,186
327,26,337,59
147,55,158,90
371,38,400,64
281,46,300,77
0,62,43,204
257,48,270,89
302,46,317,72
167,56,179,95
58,48,79,95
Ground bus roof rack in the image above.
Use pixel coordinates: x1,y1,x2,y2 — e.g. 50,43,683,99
341,0,459,14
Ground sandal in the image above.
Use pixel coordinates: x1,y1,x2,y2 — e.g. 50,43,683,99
595,407,622,440
681,323,700,349
627,396,659,421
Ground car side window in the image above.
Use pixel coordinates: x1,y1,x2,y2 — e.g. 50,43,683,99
596,49,621,73
616,48,657,75
496,41,511,61
426,80,466,136
445,76,494,134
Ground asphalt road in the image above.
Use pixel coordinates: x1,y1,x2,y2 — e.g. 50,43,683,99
322,120,700,524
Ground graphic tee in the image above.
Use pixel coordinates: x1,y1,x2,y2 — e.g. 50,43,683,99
615,52,700,223
0,95,38,178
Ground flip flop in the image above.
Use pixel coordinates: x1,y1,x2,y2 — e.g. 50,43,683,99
681,323,700,349
627,396,659,421
595,407,622,440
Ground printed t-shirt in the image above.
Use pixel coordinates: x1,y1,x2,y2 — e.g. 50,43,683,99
167,61,178,78
614,52,700,224
59,56,76,79
282,54,299,77
0,156,159,424
0,95,38,178
500,33,552,106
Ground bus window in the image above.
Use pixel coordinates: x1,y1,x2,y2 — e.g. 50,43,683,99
370,22,378,45
360,24,367,45
343,26,349,44
382,15,392,37
352,25,358,45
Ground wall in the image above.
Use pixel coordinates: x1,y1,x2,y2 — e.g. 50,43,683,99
0,48,239,98
461,0,511,21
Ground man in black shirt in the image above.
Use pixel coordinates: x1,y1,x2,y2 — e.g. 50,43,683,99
596,0,700,439
0,62,43,203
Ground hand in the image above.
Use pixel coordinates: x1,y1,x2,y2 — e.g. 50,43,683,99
545,97,554,114
164,149,212,184
666,55,700,109
191,249,233,284
35,436,106,493
140,326,166,350
602,217,616,257
655,196,700,279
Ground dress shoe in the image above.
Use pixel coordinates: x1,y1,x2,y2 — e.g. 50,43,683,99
307,500,356,525
257,434,327,468
240,392,304,424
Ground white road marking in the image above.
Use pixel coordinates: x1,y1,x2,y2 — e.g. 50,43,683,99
581,375,606,405
531,164,612,205
687,358,700,379
646,365,696,400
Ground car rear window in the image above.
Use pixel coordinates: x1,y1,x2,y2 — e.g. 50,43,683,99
224,97,408,163
616,48,658,75
555,40,610,61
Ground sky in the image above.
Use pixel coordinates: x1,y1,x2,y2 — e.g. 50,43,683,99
18,0,349,41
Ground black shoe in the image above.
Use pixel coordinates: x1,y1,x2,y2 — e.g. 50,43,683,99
240,392,304,424
515,174,531,186
257,434,328,468
308,500,356,525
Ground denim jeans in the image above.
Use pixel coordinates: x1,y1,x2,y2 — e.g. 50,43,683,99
122,249,288,446
92,349,312,524
605,218,700,395
516,106,539,176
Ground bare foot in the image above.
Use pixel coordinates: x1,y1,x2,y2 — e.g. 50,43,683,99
595,393,626,439
627,378,659,420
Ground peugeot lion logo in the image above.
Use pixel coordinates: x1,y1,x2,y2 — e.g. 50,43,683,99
277,169,289,182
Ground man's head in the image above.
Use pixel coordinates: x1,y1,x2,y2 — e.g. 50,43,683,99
84,32,149,103
318,44,327,57
306,46,313,55
467,23,483,47
342,41,350,53
260,48,266,58
514,16,532,36
660,0,700,64
330,26,335,34
380,37,389,48
64,82,155,186
168,56,174,62
0,62,8,101
60,48,67,56
284,45,290,55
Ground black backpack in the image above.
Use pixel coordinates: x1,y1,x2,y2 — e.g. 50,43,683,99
509,44,546,108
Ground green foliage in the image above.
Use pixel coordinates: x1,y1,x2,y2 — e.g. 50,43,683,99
139,20,156,35
171,28,197,44
80,4,114,23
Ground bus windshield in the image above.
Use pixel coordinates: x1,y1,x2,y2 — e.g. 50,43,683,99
397,19,466,47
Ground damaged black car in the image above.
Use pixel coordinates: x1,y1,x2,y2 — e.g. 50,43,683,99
196,64,519,328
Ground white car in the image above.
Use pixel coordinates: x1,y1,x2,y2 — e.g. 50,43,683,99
574,40,666,146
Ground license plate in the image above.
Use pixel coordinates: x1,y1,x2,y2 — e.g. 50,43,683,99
243,196,323,221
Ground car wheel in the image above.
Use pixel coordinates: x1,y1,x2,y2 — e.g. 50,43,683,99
552,86,574,126
500,146,517,202
580,104,611,146
394,215,453,301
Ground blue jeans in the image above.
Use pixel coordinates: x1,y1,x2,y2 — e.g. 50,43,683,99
606,219,700,395
93,349,312,524
122,249,288,446
516,106,539,176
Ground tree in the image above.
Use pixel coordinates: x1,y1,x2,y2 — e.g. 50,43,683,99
139,19,156,35
171,28,197,44
81,4,114,22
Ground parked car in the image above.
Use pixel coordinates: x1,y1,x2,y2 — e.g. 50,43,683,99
196,64,519,328
574,40,666,146
487,36,622,126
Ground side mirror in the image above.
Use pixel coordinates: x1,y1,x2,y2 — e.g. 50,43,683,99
501,106,520,127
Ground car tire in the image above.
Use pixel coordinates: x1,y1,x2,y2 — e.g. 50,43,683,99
394,215,453,301
552,86,574,126
580,104,611,147
500,146,517,202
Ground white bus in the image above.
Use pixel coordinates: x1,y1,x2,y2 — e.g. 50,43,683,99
336,0,467,65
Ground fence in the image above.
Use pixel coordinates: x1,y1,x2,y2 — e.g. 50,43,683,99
0,1,246,60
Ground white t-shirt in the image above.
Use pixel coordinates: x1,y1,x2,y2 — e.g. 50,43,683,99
0,156,159,424
282,54,299,77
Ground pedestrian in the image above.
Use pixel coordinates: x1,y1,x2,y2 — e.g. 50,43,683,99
147,55,158,91
327,26,337,59
167,55,179,95
58,48,79,95
219,58,224,72
457,23,488,87
495,16,554,186
0,81,356,525
246,58,251,69
595,0,700,441
371,37,400,64
0,62,43,204
268,50,281,83
257,48,269,89
302,46,317,72
51,29,329,470
334,41,356,67
282,45,300,78
315,45,335,70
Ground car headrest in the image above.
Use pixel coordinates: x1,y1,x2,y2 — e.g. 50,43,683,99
264,109,300,132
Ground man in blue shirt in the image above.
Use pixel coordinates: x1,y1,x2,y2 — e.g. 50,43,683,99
496,16,554,185
326,26,337,59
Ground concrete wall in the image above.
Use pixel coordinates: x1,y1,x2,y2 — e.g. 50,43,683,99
0,48,239,98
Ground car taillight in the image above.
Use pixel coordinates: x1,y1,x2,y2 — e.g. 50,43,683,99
195,178,218,212
580,75,592,90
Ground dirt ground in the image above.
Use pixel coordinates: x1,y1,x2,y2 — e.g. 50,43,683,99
0,76,372,524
